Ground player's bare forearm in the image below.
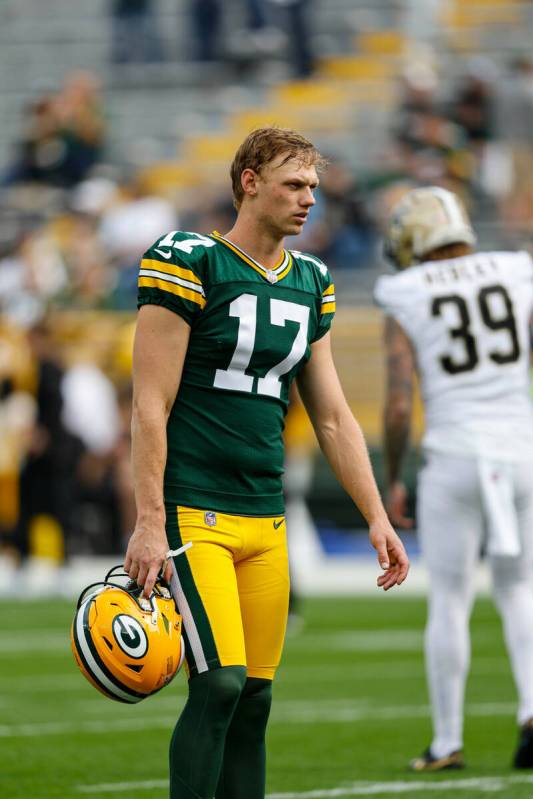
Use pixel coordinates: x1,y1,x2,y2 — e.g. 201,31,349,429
297,333,409,587
125,305,191,596
384,412,410,486
131,400,168,524
303,384,409,588
298,333,384,522
314,404,386,526
383,316,414,487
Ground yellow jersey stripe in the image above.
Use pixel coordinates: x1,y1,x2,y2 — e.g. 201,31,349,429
141,258,203,286
321,301,336,315
323,284,335,297
139,276,206,308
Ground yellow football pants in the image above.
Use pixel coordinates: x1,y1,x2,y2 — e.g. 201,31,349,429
166,505,290,680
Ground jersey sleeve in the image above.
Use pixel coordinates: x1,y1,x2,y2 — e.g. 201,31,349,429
314,279,336,341
373,273,416,334
137,231,208,325
311,257,336,342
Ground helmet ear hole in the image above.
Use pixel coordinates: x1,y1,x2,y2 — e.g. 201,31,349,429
70,580,184,703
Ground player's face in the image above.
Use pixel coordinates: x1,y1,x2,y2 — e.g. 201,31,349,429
255,154,319,237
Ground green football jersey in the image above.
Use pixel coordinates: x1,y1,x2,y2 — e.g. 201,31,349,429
138,230,336,515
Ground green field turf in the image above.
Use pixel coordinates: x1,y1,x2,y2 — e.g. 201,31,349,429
1,594,532,799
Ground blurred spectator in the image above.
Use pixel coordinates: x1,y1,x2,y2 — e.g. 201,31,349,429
98,172,177,308
2,72,105,189
109,383,136,548
61,358,126,554
188,0,223,61
0,218,68,328
189,0,277,62
392,62,472,190
451,60,496,147
62,362,120,456
395,65,462,156
495,55,533,147
287,158,377,270
313,163,376,270
269,0,314,78
2,96,65,188
499,148,533,237
58,211,116,309
0,324,35,539
190,0,314,77
10,321,85,565
54,72,106,183
110,0,164,64
180,194,236,235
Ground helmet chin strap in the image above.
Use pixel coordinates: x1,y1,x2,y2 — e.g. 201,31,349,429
167,542,193,559
156,541,194,595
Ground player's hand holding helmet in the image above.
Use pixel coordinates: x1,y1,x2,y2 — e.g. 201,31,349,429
71,564,185,703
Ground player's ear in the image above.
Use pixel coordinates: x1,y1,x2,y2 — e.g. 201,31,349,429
241,168,259,199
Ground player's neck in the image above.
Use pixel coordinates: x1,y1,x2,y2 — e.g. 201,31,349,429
222,219,285,270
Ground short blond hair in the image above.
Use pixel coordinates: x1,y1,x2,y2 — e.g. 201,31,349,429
230,127,325,210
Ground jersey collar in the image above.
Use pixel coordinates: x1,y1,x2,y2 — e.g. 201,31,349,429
211,231,292,284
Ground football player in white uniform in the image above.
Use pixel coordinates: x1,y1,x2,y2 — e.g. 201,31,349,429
375,186,533,771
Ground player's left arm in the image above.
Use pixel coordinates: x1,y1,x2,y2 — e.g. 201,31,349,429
296,331,409,590
382,316,416,529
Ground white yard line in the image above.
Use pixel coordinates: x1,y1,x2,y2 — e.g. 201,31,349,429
289,629,501,652
77,776,533,796
0,627,500,654
0,700,517,738
267,776,533,797
0,631,70,653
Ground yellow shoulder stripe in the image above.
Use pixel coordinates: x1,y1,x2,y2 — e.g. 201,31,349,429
321,301,336,315
139,276,206,308
141,258,202,286
323,283,335,297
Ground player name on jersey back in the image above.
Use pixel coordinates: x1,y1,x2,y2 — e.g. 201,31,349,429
375,251,533,461
421,254,500,286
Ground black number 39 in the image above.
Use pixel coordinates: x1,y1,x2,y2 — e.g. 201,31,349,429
431,284,520,375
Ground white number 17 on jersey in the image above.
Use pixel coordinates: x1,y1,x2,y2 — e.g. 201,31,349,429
214,294,310,398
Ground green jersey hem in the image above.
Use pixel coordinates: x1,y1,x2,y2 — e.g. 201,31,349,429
163,483,285,516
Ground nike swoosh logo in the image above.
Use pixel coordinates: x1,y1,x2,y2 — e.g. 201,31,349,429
273,519,284,529
154,248,173,259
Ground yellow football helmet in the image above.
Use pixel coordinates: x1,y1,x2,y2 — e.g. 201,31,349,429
71,565,185,703
384,186,476,269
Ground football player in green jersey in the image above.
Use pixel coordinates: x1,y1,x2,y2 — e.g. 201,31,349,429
124,127,409,799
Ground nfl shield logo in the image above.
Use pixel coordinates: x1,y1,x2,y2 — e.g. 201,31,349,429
205,511,217,527
265,270,278,284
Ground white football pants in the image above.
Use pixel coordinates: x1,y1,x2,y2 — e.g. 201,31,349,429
417,452,533,758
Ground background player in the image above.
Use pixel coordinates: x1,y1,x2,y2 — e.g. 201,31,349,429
375,186,533,771
124,126,409,799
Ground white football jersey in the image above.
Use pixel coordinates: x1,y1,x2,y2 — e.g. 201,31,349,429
375,251,533,461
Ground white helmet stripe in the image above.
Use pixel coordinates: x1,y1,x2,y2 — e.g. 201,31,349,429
75,598,141,703
430,187,465,228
